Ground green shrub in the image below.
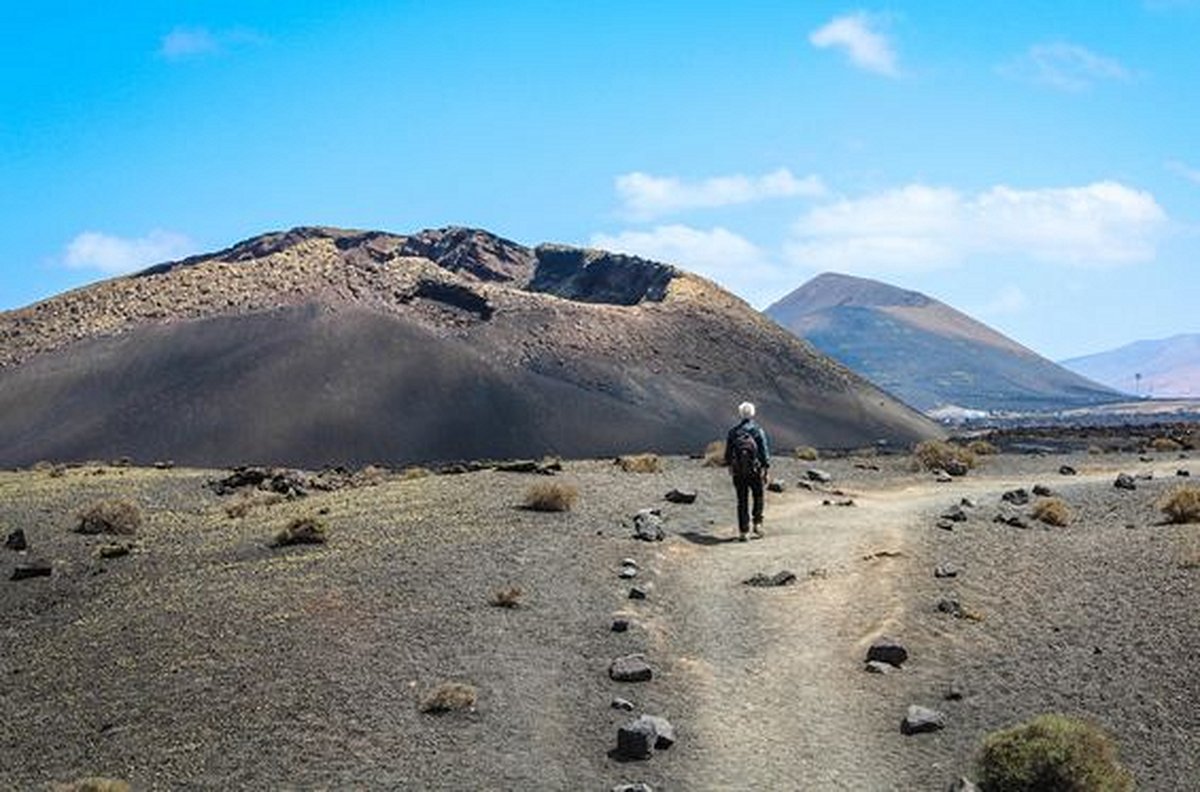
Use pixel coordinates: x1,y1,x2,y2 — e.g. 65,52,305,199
76,499,141,535
976,713,1133,791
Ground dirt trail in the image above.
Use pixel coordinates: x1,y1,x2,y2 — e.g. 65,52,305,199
652,470,1119,790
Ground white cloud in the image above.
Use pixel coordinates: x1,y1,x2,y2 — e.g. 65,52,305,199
1000,42,1132,91
160,26,265,60
616,168,825,220
64,230,197,274
1167,159,1200,185
809,12,899,77
786,181,1166,273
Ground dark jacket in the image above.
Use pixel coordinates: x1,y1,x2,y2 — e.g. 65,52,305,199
725,418,770,470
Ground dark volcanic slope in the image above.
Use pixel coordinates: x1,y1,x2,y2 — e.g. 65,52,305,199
0,229,938,467
766,272,1123,413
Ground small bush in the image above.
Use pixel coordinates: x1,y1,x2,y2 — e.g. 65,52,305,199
912,440,976,472
1031,498,1070,527
420,682,477,714
615,453,663,473
1150,436,1183,453
522,482,578,512
1160,485,1200,524
54,779,131,792
76,499,141,535
488,585,523,608
225,491,285,519
271,516,327,547
400,466,431,481
976,713,1133,791
794,445,819,461
703,440,727,467
968,439,998,456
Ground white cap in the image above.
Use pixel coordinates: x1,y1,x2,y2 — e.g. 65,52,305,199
738,401,755,418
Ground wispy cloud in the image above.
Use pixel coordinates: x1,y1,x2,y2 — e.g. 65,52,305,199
785,181,1167,273
1167,159,1200,184
63,230,197,274
159,26,265,60
1000,42,1132,91
975,284,1031,317
615,168,825,221
809,12,899,77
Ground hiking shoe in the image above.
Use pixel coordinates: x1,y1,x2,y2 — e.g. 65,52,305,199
751,526,765,540
738,532,749,543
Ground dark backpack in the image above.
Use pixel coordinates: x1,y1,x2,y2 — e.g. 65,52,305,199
729,428,761,478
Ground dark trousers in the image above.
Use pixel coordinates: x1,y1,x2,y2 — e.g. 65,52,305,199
733,473,764,533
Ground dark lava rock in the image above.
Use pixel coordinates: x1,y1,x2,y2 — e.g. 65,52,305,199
616,718,657,760
1001,488,1029,506
210,466,310,498
805,468,832,483
901,704,947,735
664,488,697,504
1059,465,1078,476
611,697,635,712
866,636,908,668
941,505,968,522
936,519,955,531
743,570,797,587
944,681,964,701
1032,484,1053,497
934,563,959,579
494,459,559,475
1114,473,1137,490
960,497,976,509
611,619,631,633
628,586,647,600
97,542,132,559
4,529,27,551
632,510,665,542
767,481,785,493
937,598,964,617
10,560,51,581
609,654,653,683
1178,469,1191,477
640,715,676,749
993,513,1029,529
943,458,969,477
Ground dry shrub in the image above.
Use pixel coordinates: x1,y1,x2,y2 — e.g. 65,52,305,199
1031,497,1070,527
976,713,1133,791
271,516,327,547
420,682,477,714
400,466,431,481
1160,485,1200,524
1150,436,1183,453
522,481,578,512
53,779,131,792
1087,445,1103,455
488,585,523,608
794,445,819,461
912,440,976,472
968,439,998,456
225,491,285,519
615,453,663,473
76,499,141,535
703,440,727,467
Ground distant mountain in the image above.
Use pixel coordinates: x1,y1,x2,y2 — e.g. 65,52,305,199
0,228,939,467
765,272,1124,413
1061,334,1200,398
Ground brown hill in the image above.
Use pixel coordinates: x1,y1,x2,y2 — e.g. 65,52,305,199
0,228,938,467
767,272,1123,414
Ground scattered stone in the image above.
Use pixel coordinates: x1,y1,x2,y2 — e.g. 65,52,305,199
934,563,959,579
944,681,964,701
611,619,630,633
632,509,665,542
1114,473,1137,490
865,660,894,674
934,470,953,483
809,568,829,579
993,513,1029,529
805,468,832,484
4,529,27,551
743,570,797,587
796,480,815,491
767,481,785,493
1178,469,1191,477
1136,471,1154,481
97,542,132,559
611,697,635,712
616,715,674,760
937,598,964,617
1059,465,1077,476
628,586,648,600
947,776,979,791
864,550,904,560
641,715,676,748
153,460,175,470
943,458,970,477
1001,488,1029,506
1140,455,1153,463
10,560,51,581
1032,484,1053,497
866,636,908,668
834,498,856,507
612,784,653,792
901,704,947,735
960,497,976,509
609,654,654,683
941,505,968,522
854,461,881,471
619,566,638,579
494,459,551,474
936,519,955,531
664,488,697,504
620,557,639,569
210,466,309,498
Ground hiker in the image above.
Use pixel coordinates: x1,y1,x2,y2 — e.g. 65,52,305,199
725,401,770,541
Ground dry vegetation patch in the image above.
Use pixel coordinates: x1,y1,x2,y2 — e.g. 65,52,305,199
967,439,998,456
912,440,976,472
225,491,285,519
53,779,131,792
702,440,726,467
488,585,523,608
615,453,663,473
271,516,328,547
1160,485,1200,524
522,481,578,512
400,466,431,481
1150,436,1184,453
76,499,141,535
976,713,1133,791
794,445,819,461
1031,497,1071,527
420,682,477,714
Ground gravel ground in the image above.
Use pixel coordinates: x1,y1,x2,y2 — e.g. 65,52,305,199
0,446,1197,790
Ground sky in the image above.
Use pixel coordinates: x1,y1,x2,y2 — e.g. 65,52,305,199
3,0,1199,360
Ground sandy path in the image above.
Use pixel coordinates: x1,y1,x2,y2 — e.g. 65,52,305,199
653,469,1121,790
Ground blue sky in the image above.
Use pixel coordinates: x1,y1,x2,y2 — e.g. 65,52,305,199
3,1,1199,359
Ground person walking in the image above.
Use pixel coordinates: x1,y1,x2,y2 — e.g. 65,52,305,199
725,401,770,541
